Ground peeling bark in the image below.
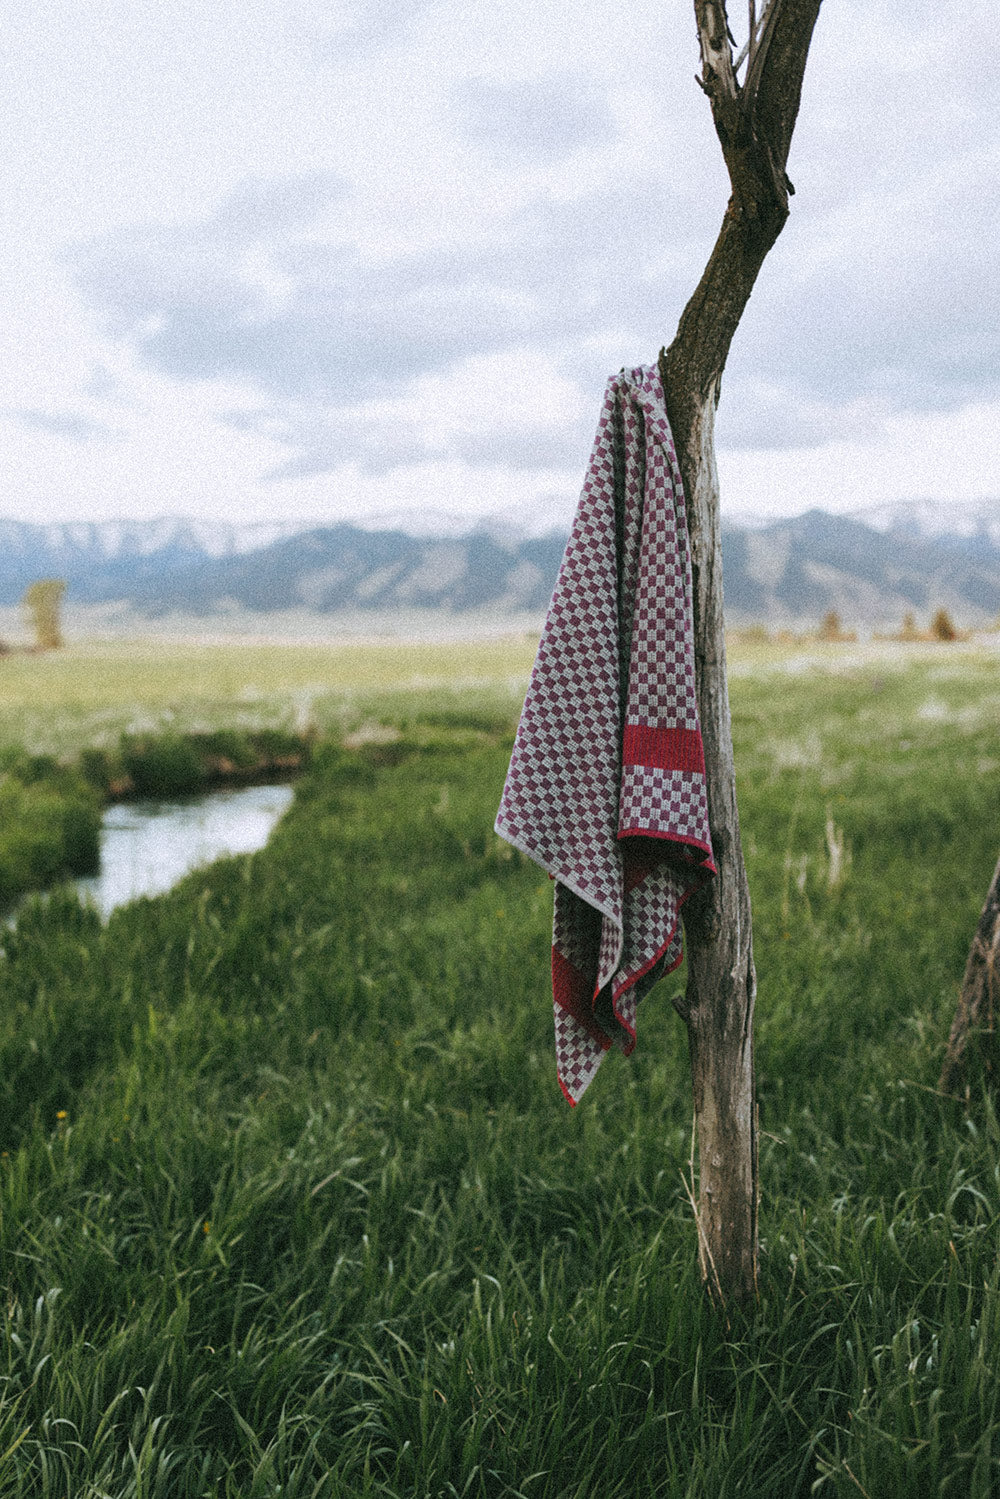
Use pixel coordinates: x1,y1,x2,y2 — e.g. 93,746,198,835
661,0,823,1302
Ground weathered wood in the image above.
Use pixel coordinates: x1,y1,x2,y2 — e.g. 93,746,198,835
939,857,1000,1098
664,380,759,1301
660,0,823,1302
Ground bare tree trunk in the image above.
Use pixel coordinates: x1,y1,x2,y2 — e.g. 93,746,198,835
660,0,823,1302
939,857,1000,1099
665,387,758,1301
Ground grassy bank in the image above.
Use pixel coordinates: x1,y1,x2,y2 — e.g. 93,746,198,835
0,751,101,908
0,645,999,1494
0,730,310,911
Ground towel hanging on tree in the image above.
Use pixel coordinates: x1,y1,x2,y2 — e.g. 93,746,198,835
495,363,715,1104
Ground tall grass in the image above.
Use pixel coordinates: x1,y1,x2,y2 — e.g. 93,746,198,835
0,753,100,907
0,649,998,1494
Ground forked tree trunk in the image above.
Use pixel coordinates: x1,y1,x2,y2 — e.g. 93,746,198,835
659,0,823,1301
939,857,1000,1099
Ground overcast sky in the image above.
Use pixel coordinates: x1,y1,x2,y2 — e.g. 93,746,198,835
2,0,998,534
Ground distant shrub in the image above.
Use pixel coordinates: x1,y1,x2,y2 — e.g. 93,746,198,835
121,734,206,798
930,607,960,642
735,624,772,645
816,611,857,643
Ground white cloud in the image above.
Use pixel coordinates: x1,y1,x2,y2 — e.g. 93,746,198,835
720,399,1000,521
451,74,617,161
1,0,998,529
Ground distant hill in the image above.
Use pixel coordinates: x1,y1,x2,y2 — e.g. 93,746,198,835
0,518,567,617
0,517,307,607
110,525,568,616
1,509,998,627
721,509,1000,626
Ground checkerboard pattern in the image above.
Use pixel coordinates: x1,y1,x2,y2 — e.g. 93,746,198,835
495,364,715,1104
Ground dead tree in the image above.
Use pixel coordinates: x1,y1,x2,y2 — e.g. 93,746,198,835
661,0,823,1301
939,857,1000,1099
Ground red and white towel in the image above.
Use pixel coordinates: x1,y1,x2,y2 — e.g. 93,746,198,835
495,363,715,1104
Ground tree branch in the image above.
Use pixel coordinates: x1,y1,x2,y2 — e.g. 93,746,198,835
695,0,740,106
749,0,821,180
733,2,754,76
661,0,822,438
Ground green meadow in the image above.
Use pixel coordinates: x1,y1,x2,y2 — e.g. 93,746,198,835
0,638,539,757
1,636,1000,1496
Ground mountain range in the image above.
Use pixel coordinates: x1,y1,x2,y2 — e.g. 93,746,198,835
1,506,999,628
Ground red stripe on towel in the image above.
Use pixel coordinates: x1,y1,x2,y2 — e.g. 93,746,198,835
622,723,705,775
551,948,613,1050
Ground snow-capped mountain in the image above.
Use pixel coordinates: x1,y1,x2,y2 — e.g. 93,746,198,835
0,516,308,565
1,507,999,625
724,498,1000,546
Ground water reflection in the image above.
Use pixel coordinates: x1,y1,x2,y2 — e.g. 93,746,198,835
72,782,295,919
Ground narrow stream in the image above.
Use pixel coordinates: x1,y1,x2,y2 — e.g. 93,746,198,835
70,782,295,919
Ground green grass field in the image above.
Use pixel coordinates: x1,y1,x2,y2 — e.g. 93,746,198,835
1,637,1000,1496
0,638,539,756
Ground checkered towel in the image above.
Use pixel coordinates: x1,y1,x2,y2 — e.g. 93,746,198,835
495,363,715,1104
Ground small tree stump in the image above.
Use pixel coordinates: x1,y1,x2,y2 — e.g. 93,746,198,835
939,856,1000,1098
